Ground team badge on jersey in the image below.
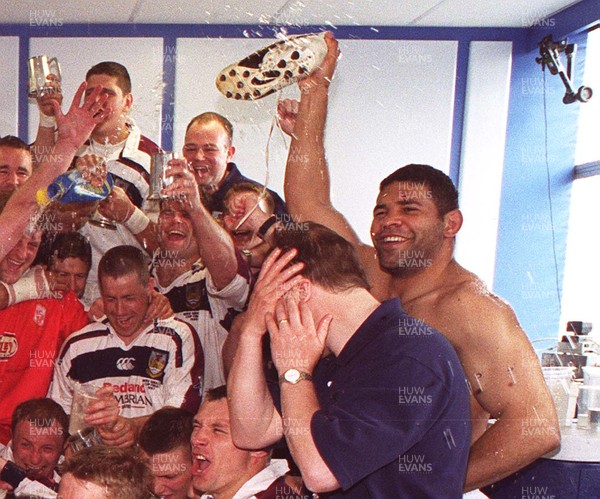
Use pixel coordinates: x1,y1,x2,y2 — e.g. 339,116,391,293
0,333,18,359
147,350,168,378
185,282,203,309
33,304,47,327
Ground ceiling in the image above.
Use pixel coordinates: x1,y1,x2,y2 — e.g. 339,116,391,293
0,0,585,28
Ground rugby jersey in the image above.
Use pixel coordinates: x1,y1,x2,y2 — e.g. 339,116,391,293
152,255,250,394
78,119,161,308
0,292,87,444
49,316,202,418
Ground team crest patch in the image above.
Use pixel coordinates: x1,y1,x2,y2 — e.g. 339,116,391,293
185,283,202,309
33,304,47,327
147,350,168,378
0,333,18,359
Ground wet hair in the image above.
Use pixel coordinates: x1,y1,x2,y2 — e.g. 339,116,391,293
205,384,227,402
86,61,132,94
0,135,31,153
60,446,151,499
138,407,193,456
47,232,92,272
273,222,370,293
223,182,275,215
380,164,459,215
186,112,234,143
11,398,68,442
98,245,149,287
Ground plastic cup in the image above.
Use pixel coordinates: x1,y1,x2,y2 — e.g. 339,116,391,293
69,382,103,435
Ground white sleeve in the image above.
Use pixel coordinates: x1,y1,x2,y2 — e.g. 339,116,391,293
47,343,75,414
200,325,227,394
205,272,249,310
14,478,57,498
162,324,198,408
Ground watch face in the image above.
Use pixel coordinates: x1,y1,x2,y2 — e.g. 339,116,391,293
285,369,301,383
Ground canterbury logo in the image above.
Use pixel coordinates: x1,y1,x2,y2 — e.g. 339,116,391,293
116,358,135,370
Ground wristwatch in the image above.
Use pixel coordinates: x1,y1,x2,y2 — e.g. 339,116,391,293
279,368,313,385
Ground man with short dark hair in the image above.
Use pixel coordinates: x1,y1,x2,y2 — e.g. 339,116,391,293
77,61,161,308
32,61,160,308
0,398,68,498
50,245,202,447
0,136,32,195
192,385,309,499
139,407,194,499
228,223,471,497
277,32,559,491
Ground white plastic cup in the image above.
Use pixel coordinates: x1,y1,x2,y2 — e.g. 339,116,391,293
69,382,103,435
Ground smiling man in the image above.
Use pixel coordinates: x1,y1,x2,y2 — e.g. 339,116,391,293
0,398,68,498
0,226,89,446
182,112,286,219
44,232,92,300
276,32,559,491
0,230,42,286
49,245,202,446
151,193,249,395
102,163,251,396
0,136,32,195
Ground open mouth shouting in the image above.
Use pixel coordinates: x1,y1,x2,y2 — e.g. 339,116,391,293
192,453,211,477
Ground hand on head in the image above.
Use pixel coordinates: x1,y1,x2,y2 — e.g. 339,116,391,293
240,247,304,338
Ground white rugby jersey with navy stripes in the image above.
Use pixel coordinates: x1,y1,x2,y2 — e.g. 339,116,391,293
49,316,202,418
78,118,161,308
151,255,250,395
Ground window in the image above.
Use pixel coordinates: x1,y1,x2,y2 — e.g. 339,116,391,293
560,27,600,334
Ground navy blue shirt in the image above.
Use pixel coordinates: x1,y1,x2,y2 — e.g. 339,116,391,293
307,299,470,498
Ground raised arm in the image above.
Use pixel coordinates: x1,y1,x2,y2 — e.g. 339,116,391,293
97,185,160,254
0,83,107,261
227,248,304,449
162,162,238,290
282,33,388,298
266,295,340,492
282,33,357,242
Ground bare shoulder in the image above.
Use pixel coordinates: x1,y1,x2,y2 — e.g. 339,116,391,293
438,272,518,325
425,266,529,356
